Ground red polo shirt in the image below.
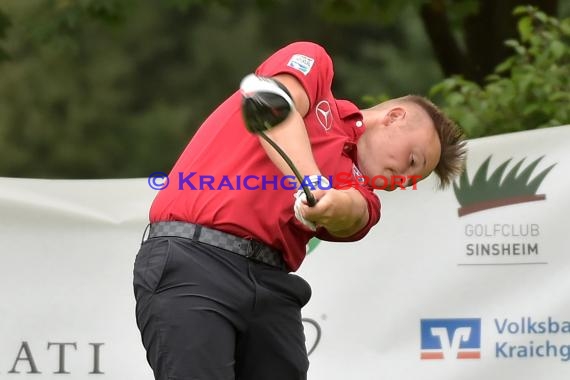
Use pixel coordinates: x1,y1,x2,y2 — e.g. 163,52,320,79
150,41,381,271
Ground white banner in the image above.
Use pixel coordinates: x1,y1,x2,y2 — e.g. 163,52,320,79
1,125,569,379
0,179,155,379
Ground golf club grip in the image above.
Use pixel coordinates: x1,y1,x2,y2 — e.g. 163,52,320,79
258,131,317,207
303,188,317,207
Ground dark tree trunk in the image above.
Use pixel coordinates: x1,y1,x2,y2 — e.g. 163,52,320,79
419,0,474,80
420,0,559,85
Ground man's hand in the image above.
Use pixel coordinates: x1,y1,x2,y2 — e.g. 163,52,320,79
294,187,369,237
294,191,317,231
293,175,331,230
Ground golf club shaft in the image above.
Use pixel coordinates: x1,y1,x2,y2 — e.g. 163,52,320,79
258,130,317,207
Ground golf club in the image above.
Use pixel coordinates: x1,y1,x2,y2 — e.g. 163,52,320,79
240,74,317,206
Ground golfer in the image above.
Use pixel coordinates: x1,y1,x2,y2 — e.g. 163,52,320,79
133,41,466,380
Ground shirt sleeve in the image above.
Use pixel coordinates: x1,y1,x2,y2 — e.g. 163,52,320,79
316,184,381,242
255,41,334,111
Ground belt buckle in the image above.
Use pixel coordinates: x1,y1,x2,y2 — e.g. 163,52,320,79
245,239,284,270
245,239,263,260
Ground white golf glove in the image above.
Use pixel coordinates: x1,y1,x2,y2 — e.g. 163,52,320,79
293,175,330,231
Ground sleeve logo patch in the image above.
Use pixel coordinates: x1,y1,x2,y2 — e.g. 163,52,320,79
287,54,315,75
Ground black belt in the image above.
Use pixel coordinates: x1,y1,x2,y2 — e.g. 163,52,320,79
148,221,287,271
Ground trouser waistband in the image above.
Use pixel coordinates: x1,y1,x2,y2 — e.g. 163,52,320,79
148,221,287,271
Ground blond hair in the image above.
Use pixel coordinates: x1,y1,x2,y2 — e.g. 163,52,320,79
399,95,467,189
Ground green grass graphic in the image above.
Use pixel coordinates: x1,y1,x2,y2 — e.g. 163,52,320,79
453,155,555,216
307,237,321,254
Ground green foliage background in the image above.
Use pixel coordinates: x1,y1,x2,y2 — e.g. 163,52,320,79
431,6,570,138
0,1,568,179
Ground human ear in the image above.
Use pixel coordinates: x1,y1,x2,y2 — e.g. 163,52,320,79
382,107,406,126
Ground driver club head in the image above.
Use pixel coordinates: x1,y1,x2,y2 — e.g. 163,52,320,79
240,74,294,134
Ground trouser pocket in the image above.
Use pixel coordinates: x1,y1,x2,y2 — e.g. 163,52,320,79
133,237,172,296
253,265,312,308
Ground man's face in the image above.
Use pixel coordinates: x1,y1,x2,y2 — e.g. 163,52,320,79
358,107,441,190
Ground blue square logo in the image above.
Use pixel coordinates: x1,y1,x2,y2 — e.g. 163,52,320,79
421,318,481,359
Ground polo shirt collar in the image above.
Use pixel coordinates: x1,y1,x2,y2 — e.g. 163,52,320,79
336,99,365,140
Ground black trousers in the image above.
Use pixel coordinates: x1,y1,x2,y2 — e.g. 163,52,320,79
133,235,312,380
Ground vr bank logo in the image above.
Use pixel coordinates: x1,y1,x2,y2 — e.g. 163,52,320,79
421,318,481,360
